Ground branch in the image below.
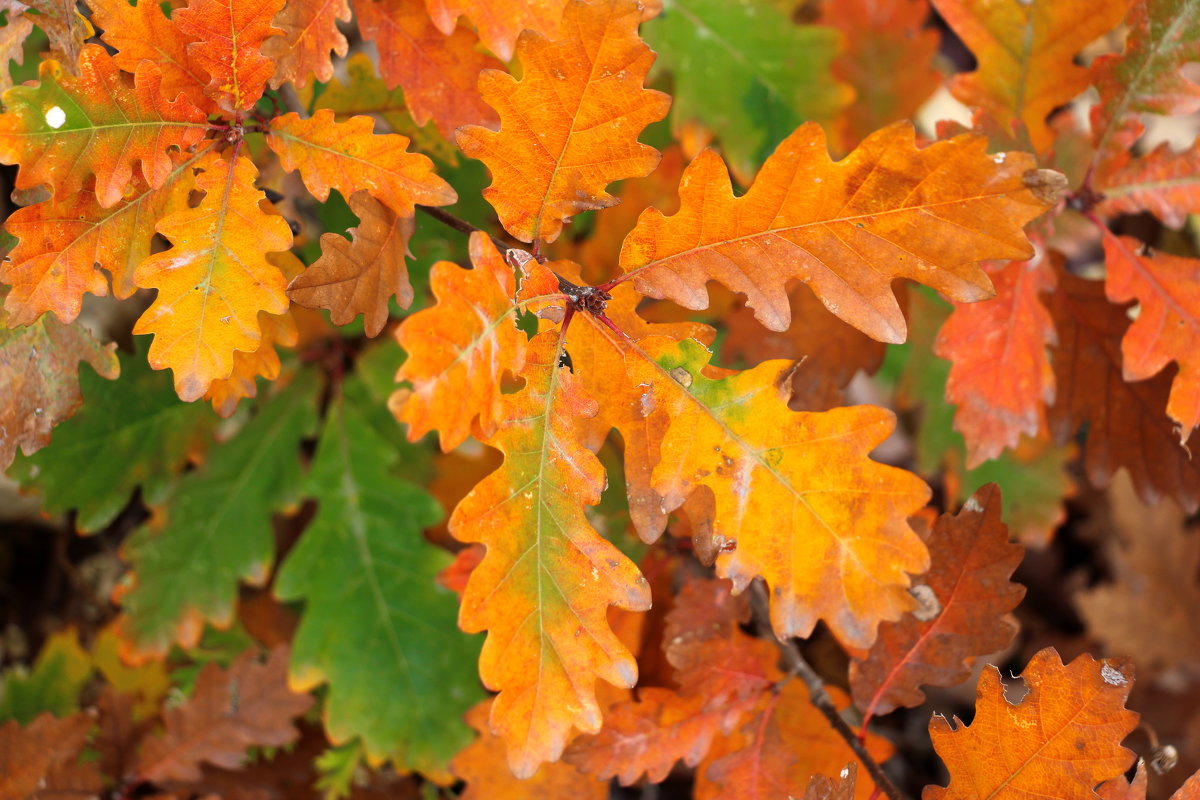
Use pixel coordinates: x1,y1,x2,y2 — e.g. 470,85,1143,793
749,582,908,800
416,205,512,256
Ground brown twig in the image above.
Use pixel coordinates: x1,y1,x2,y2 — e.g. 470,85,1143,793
749,582,908,800
416,205,511,255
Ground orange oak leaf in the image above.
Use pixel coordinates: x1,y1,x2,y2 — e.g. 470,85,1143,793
287,191,415,337
625,336,931,648
355,0,502,138
618,121,1061,342
391,233,526,451
1048,266,1200,512
132,150,292,402
1103,231,1200,443
449,327,651,777
451,699,609,798
424,0,566,61
268,109,456,217
698,684,894,800
1097,141,1200,228
87,0,214,113
135,645,314,783
934,256,1058,467
821,0,941,152
929,0,1128,153
0,713,95,799
1101,762,1200,800
924,648,1138,800
0,300,119,469
262,0,350,89
0,44,208,208
2,152,202,326
456,0,670,243
723,284,886,412
849,484,1026,720
1089,0,1200,176
1075,473,1200,672
173,0,285,113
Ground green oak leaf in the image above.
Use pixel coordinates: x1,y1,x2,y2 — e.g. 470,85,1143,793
11,340,215,532
117,370,320,656
275,385,482,775
645,0,851,180
0,630,92,723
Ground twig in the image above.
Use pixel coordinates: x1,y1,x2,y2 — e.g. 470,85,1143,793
416,205,511,255
749,582,908,800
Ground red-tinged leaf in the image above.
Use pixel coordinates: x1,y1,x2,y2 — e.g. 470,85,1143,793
821,0,941,152
288,191,415,337
850,484,1026,720
457,0,670,243
135,645,314,783
391,233,526,451
1098,141,1200,228
930,0,1128,153
437,543,485,597
262,0,350,89
1090,0,1200,175
0,44,208,209
626,336,931,648
2,152,202,326
356,0,502,138
925,648,1138,800
0,304,119,470
698,684,894,800
564,687,743,785
132,149,292,402
449,327,651,777
173,0,285,112
88,0,214,113
934,256,1057,467
723,284,886,412
0,713,95,799
451,700,609,799
424,0,567,61
268,109,456,217
1048,266,1200,511
1103,230,1200,443
619,122,1061,342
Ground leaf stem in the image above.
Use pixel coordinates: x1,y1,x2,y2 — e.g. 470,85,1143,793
748,582,908,800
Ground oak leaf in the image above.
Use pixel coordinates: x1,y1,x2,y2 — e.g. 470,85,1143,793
2,152,201,326
1097,141,1200,228
23,0,91,71
263,0,349,89
619,121,1060,342
1103,231,1200,443
132,150,291,402
288,191,414,337
135,645,314,782
0,7,33,96
269,109,456,217
1101,762,1200,800
172,0,284,113
87,0,213,113
934,256,1057,467
451,699,609,799
356,0,501,138
0,629,92,723
423,0,566,61
392,233,526,451
202,300,299,417
449,327,651,777
1090,0,1200,175
457,0,670,243
644,0,850,183
0,713,95,800
0,44,208,209
821,0,941,153
1075,473,1200,671
850,484,1025,720
626,336,931,648
926,648,1138,800
930,0,1128,152
0,300,118,470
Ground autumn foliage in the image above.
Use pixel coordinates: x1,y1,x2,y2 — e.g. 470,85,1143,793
3,0,1200,798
